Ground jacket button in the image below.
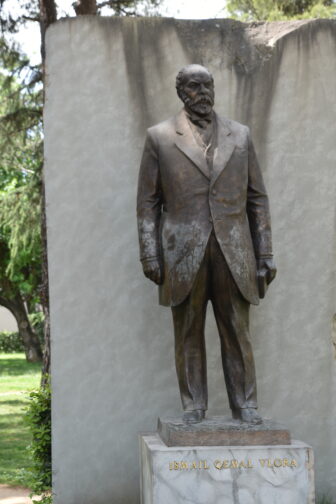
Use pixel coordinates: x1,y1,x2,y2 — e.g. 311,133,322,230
212,189,217,195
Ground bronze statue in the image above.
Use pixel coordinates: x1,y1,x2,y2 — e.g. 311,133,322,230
137,64,276,425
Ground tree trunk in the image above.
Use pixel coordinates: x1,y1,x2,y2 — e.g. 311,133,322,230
41,304,50,385
39,0,58,383
73,0,97,15
0,294,43,362
39,0,57,62
40,183,51,385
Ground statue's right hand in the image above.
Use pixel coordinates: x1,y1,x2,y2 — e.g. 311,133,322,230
142,258,163,285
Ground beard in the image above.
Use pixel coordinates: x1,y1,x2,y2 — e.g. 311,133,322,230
181,92,214,117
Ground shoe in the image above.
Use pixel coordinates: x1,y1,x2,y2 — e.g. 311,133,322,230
183,409,205,424
232,408,263,425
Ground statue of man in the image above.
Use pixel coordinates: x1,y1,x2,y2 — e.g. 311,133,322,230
137,64,276,424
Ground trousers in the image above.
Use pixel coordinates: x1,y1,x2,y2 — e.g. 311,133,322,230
171,232,258,412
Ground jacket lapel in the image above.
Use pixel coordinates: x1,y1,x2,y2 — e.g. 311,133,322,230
211,115,236,187
174,110,210,180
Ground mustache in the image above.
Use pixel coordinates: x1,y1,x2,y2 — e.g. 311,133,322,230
183,93,214,107
192,95,214,105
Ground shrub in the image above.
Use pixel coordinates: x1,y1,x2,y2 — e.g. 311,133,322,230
0,331,24,353
29,312,45,346
25,379,52,504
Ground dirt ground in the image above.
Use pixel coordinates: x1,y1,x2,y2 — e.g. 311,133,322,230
0,485,42,504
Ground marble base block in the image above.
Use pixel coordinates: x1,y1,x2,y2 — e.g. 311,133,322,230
140,434,315,504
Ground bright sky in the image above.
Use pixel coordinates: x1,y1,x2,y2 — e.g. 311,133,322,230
159,0,226,18
6,0,227,65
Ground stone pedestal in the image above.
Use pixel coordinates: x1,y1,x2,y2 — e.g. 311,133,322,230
140,434,315,504
158,416,291,446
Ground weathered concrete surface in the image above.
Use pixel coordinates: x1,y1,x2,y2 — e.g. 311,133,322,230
44,17,336,504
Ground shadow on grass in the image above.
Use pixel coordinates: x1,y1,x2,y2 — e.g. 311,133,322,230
0,357,41,376
0,399,26,406
0,407,27,425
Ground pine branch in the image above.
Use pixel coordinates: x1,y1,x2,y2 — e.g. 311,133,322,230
22,15,41,22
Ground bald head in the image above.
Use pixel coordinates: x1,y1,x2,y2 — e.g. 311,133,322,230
176,64,215,117
176,64,213,90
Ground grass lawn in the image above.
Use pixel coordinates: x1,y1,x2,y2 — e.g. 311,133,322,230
0,353,41,486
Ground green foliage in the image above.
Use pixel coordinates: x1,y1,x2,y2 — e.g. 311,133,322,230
0,168,42,288
36,496,52,504
25,380,52,501
0,39,42,152
0,330,24,352
227,0,336,20
0,37,43,331
0,40,43,292
0,311,46,356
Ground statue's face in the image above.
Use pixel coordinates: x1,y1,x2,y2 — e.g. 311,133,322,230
180,69,214,116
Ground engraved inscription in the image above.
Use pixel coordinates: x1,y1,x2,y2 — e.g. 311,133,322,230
169,460,209,471
168,458,298,470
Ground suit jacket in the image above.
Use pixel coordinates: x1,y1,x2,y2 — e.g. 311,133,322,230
137,109,273,307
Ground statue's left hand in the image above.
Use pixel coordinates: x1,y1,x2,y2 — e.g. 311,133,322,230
257,257,277,285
